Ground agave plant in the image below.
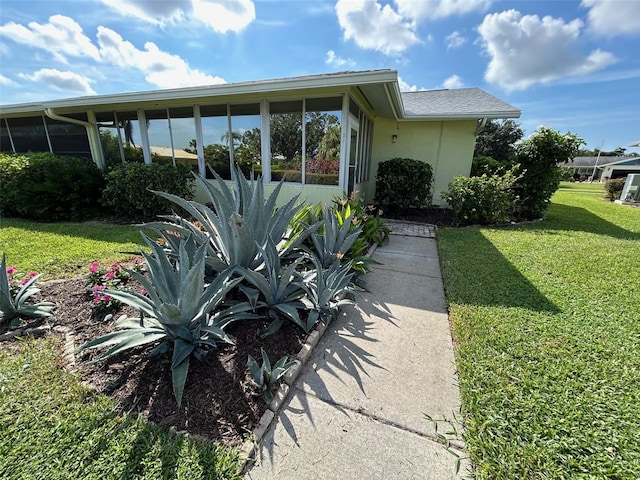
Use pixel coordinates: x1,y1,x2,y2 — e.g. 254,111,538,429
297,255,356,331
238,238,307,336
247,348,297,403
0,253,55,325
305,206,363,269
143,166,311,273
80,233,255,406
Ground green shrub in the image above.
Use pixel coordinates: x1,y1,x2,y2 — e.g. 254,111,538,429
604,177,626,201
513,127,583,220
471,155,510,177
101,163,194,219
0,152,104,221
374,158,433,214
442,169,519,225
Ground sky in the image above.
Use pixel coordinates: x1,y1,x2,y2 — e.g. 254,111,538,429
0,0,638,154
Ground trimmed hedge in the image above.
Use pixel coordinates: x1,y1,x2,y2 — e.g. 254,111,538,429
442,169,519,225
604,177,626,201
0,152,104,221
101,163,194,219
374,158,433,214
271,169,339,186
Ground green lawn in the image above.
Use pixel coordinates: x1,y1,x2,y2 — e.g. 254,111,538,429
557,181,607,193
0,218,148,279
0,338,241,480
0,219,241,479
438,188,640,479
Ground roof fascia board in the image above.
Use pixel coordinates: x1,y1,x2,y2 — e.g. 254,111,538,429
8,70,398,113
400,111,521,121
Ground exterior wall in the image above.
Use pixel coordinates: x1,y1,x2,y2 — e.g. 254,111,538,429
193,180,343,208
368,117,477,207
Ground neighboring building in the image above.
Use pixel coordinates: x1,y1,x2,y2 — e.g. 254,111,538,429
0,70,520,207
598,157,640,181
561,156,602,179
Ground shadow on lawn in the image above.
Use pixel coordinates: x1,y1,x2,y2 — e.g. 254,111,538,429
541,203,640,241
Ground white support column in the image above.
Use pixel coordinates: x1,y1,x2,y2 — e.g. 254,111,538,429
301,99,306,185
86,110,105,169
227,104,234,171
260,99,271,183
137,109,151,165
339,94,350,190
193,105,205,177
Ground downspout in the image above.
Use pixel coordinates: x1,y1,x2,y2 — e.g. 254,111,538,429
44,108,105,169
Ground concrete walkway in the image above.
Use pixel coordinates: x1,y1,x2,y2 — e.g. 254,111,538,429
245,226,468,479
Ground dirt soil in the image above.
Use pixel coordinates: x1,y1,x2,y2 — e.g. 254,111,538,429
1,276,305,447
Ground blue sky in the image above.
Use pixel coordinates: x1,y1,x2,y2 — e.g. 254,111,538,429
0,0,638,153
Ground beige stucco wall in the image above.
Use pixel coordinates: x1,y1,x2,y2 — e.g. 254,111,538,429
366,117,477,207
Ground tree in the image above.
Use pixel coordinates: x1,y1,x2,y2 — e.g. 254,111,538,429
474,119,524,165
514,126,584,219
317,124,341,161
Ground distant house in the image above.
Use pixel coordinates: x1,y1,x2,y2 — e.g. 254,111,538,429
0,70,520,207
598,157,640,180
561,156,602,179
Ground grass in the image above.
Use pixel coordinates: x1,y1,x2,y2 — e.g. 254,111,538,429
557,181,607,193
0,218,242,479
0,338,241,480
0,218,148,279
438,187,640,479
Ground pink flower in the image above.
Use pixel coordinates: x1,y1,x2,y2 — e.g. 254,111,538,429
140,289,148,295
89,262,100,274
92,285,105,292
105,271,115,280
6,266,17,275
20,279,28,285
93,297,101,304
28,272,37,278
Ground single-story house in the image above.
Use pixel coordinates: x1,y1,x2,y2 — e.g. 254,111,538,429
560,156,602,179
0,69,520,207
598,157,640,181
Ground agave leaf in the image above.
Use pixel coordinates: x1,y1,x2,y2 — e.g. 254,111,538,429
102,288,156,318
171,347,191,406
17,303,55,318
247,354,264,388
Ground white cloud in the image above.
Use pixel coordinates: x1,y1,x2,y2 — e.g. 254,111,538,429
398,76,418,92
326,50,355,68
0,73,17,86
445,30,466,49
478,9,617,91
98,0,190,25
582,0,640,36
395,0,490,20
19,69,96,95
335,0,420,55
96,26,225,88
442,74,463,88
192,0,256,33
100,0,256,33
0,15,100,63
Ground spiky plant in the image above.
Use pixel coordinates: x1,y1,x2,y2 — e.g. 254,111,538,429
0,253,55,325
80,234,255,406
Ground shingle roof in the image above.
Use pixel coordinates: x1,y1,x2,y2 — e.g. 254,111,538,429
400,88,520,119
561,156,601,167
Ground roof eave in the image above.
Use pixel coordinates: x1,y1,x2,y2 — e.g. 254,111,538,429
1,70,399,114
402,110,521,121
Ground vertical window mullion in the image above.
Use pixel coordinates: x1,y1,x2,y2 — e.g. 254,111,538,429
5,118,16,152
113,112,126,163
42,116,53,153
227,104,234,173
260,99,271,183
167,108,176,167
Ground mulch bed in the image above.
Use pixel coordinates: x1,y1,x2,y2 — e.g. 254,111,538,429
385,207,456,227
0,276,305,447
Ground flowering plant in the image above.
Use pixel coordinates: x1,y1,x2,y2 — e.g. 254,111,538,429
87,258,144,310
1,253,55,324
